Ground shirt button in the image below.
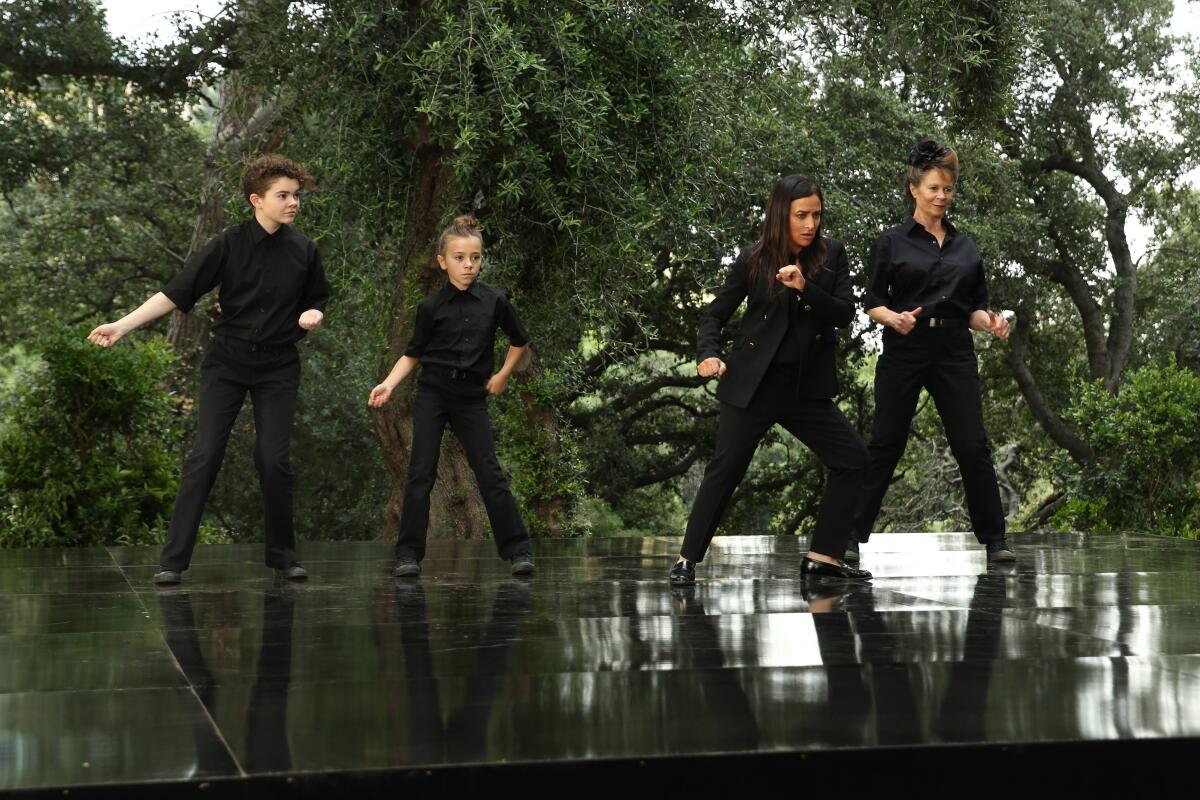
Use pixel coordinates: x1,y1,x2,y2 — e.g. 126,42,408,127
803,304,812,311
749,341,756,348
814,334,823,342
762,313,768,320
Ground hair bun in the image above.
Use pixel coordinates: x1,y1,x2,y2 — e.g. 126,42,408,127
908,139,949,169
452,215,481,230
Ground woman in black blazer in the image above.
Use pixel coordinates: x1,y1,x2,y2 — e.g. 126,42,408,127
670,175,872,585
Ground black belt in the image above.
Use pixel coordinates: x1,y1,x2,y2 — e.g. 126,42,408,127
915,317,969,329
422,363,479,381
212,334,294,353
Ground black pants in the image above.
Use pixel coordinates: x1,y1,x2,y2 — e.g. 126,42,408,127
159,337,301,571
681,364,868,562
853,327,1005,544
395,378,530,561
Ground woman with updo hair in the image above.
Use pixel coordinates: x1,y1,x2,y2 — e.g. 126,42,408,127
670,175,871,586
847,139,1014,564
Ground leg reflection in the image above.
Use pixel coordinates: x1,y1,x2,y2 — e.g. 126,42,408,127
244,586,296,773
156,591,236,777
672,587,759,751
393,580,533,765
937,571,1006,742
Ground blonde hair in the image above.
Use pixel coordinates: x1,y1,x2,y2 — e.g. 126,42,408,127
437,215,484,255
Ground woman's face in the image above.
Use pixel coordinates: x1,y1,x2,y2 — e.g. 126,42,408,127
910,168,955,221
788,194,823,252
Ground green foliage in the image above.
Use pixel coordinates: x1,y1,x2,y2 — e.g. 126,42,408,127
0,324,182,546
1054,362,1200,537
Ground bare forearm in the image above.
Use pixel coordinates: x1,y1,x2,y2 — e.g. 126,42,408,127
867,306,895,326
383,355,420,388
115,292,177,334
496,345,526,378
969,309,991,331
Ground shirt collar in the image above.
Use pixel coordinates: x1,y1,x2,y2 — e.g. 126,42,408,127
906,216,956,239
438,280,482,301
247,217,282,244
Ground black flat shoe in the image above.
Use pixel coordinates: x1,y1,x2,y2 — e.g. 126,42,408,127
510,552,535,576
843,539,861,564
393,557,421,578
669,559,695,585
275,564,308,581
986,539,1016,563
153,569,182,586
800,556,872,582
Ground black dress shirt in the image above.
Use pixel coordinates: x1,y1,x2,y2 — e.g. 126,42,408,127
864,217,988,318
404,280,530,381
162,218,332,346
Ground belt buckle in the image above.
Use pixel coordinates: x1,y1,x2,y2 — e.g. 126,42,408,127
928,317,944,328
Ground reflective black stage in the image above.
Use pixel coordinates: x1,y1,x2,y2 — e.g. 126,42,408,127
3,532,1200,797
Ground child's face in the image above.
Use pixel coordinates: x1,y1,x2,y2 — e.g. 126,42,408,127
437,235,483,289
250,177,302,228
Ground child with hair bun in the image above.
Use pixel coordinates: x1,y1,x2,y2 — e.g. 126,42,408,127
369,215,535,577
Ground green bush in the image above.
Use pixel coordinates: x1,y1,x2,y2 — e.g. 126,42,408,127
1054,362,1200,538
0,324,182,547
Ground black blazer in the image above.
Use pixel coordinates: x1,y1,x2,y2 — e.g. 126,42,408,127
696,239,855,408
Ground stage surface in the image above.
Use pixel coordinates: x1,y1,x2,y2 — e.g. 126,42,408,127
3,531,1200,796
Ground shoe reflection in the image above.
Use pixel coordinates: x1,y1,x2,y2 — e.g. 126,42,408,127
391,580,533,764
157,587,297,775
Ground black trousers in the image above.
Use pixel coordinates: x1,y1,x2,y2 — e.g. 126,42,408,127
853,327,1005,544
395,378,530,561
159,337,301,571
681,364,868,562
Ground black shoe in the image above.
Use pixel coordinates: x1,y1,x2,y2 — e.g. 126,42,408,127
394,557,421,578
800,556,872,582
668,558,696,585
275,564,308,581
843,539,861,564
510,552,535,576
986,539,1016,563
153,569,182,586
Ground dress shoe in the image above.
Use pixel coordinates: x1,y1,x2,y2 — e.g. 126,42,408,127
800,556,873,582
394,557,421,578
275,564,308,581
510,551,535,576
843,539,861,564
153,569,182,586
986,539,1016,562
668,558,695,585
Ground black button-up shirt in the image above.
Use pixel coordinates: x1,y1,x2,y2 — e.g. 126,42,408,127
162,218,332,346
864,217,988,318
404,281,530,381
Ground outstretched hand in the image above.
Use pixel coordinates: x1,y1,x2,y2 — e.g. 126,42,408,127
87,323,126,348
367,383,393,408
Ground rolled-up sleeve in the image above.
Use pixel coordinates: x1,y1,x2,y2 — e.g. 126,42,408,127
162,234,226,313
863,234,892,311
301,244,332,312
403,302,434,357
498,292,530,347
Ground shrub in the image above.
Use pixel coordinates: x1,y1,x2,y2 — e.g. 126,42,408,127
0,324,181,546
1053,361,1200,538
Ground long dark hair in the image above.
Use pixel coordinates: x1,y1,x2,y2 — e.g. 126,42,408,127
749,175,828,296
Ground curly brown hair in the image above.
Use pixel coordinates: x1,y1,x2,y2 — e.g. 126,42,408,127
241,154,314,203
